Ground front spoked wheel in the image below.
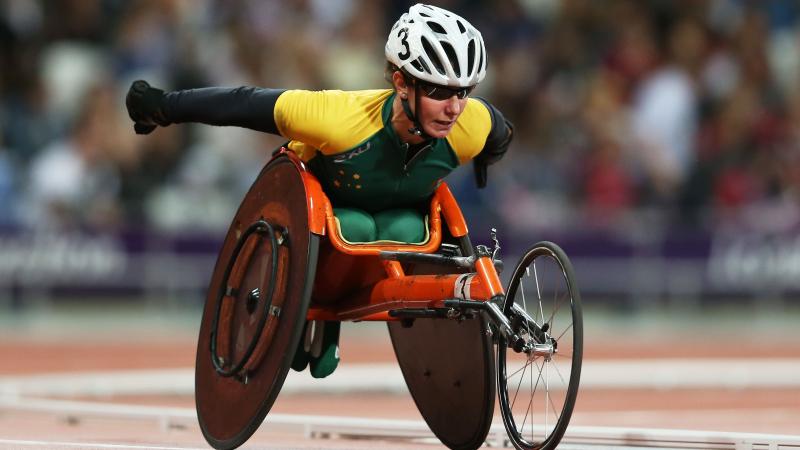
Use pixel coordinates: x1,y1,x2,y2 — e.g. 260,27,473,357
497,241,583,450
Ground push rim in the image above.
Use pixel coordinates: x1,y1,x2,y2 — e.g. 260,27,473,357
195,156,319,450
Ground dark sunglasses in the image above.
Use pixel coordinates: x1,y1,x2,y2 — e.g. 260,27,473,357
415,80,475,100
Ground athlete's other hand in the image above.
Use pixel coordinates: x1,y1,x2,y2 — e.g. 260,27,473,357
473,119,513,188
474,160,488,188
125,80,168,135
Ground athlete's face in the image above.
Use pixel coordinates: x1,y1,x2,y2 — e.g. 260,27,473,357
393,72,471,139
414,88,469,138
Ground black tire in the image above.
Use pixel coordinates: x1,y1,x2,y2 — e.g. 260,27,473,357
497,241,583,450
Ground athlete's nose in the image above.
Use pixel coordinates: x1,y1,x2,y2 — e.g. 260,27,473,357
444,95,460,117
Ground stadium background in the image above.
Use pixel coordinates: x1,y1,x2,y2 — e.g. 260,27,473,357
2,0,800,310
0,1,799,448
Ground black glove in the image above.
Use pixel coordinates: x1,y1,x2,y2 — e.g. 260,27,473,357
474,159,488,188
125,80,168,135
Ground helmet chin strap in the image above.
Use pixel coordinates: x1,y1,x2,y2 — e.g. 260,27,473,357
401,83,432,141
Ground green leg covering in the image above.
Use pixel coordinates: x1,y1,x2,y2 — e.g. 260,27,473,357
333,207,377,243
309,321,341,379
374,208,426,243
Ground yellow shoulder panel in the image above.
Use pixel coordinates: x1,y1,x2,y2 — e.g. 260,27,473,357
286,140,316,162
275,89,392,156
446,98,492,164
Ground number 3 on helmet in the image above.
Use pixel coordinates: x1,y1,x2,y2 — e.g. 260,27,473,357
385,3,487,89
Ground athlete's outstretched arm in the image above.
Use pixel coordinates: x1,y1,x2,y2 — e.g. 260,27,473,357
125,80,286,135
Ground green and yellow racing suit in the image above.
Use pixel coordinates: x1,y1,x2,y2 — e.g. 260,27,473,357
161,87,512,243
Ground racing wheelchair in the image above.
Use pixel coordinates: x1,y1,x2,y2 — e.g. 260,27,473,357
194,148,583,450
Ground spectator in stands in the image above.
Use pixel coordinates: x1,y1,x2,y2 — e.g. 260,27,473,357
25,82,127,229
628,16,704,207
0,131,16,225
1,0,799,233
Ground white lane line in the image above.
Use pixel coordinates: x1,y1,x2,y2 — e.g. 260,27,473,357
576,407,800,421
0,439,204,450
581,358,800,389
2,397,800,449
2,359,800,398
558,426,800,449
0,396,195,420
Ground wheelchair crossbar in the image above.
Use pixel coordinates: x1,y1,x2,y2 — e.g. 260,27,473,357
379,250,504,273
444,298,514,340
379,250,474,268
388,308,448,319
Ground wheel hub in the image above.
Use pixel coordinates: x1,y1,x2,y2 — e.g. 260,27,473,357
528,342,555,360
247,287,260,315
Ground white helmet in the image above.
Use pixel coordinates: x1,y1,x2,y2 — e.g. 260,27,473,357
385,3,487,88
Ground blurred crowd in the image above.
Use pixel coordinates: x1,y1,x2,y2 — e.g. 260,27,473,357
1,0,799,235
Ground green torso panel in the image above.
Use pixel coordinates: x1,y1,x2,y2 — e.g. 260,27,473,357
274,89,491,213
307,94,459,212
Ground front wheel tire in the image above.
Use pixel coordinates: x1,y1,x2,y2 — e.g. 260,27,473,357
497,241,583,450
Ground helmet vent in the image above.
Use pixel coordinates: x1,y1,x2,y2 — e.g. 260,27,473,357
419,11,431,18
421,36,446,76
478,40,485,73
411,58,429,74
457,20,466,33
426,21,446,34
441,40,460,77
467,39,475,74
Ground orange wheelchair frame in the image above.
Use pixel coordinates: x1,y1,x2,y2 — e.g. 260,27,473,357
306,167,505,323
195,149,583,450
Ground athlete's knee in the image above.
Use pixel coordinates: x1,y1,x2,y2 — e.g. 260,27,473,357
333,207,377,243
374,208,426,243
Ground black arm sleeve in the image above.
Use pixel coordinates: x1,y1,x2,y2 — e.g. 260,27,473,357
161,86,287,135
474,97,513,164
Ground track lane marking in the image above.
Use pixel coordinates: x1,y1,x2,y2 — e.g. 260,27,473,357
0,439,204,449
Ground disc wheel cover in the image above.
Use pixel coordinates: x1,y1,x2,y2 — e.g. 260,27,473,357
195,156,318,450
388,262,495,450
